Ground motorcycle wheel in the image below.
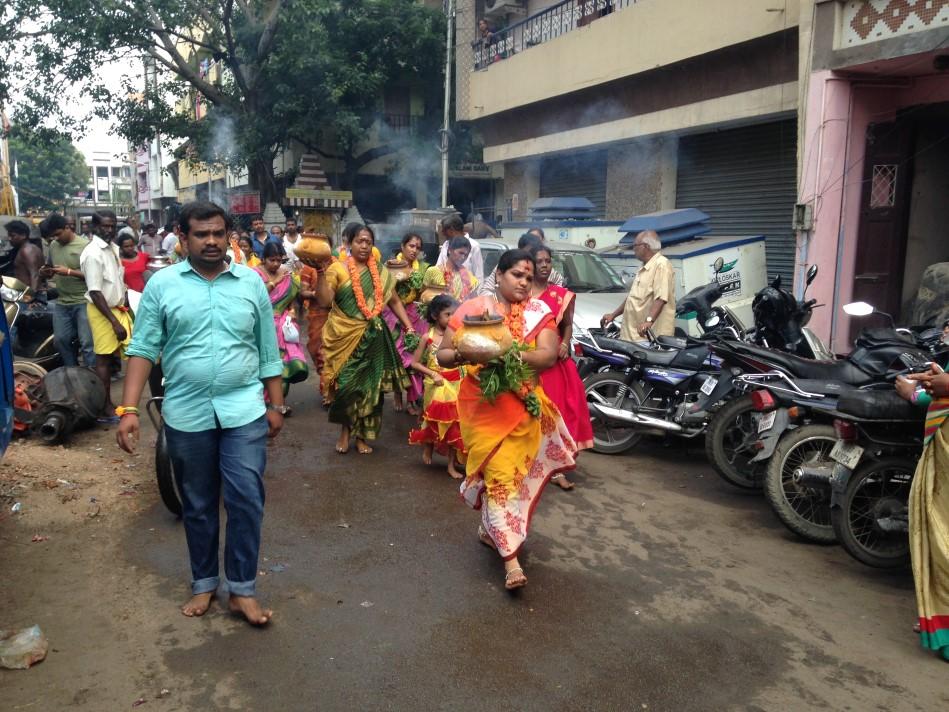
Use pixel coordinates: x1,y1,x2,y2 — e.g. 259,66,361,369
155,428,183,517
704,395,766,490
831,458,915,569
584,372,646,455
763,424,837,543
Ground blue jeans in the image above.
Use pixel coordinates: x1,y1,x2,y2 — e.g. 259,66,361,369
165,415,269,597
52,302,95,368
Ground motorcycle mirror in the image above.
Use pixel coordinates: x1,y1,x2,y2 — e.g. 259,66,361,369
842,301,874,317
805,264,818,285
712,257,724,274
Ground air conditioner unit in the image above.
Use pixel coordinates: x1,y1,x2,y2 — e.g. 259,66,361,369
484,0,527,21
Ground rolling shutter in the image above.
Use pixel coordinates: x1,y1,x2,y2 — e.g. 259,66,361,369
676,120,797,284
540,149,608,219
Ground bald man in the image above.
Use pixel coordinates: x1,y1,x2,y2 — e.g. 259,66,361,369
601,230,676,340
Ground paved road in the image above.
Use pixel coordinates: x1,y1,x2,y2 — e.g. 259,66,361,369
3,382,947,710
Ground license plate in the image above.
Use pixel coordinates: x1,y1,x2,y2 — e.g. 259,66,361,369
757,410,777,433
830,440,864,470
700,376,718,396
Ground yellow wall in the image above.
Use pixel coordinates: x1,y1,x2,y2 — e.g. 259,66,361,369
465,0,799,120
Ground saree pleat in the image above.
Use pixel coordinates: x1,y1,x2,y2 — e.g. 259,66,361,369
910,406,949,660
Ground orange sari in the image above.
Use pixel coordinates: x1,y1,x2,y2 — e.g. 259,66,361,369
450,295,577,560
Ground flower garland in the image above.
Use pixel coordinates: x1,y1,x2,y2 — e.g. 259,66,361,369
348,256,385,320
443,265,474,301
502,300,525,342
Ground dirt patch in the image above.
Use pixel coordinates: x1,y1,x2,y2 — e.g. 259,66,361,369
0,422,158,532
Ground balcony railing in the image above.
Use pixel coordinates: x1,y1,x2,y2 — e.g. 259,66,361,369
383,114,419,134
472,0,637,70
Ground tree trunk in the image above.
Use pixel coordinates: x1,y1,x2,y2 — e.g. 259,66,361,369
248,156,278,204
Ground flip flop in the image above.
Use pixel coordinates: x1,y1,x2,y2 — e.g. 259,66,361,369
96,415,121,425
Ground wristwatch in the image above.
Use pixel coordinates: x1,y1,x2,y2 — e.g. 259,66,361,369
267,404,290,415
645,316,654,324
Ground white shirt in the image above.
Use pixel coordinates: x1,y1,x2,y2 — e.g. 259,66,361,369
161,233,179,254
80,236,127,307
283,234,301,261
436,234,484,282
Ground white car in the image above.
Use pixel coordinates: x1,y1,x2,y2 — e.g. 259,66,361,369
476,238,628,350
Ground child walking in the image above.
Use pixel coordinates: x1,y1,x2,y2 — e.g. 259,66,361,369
409,295,466,479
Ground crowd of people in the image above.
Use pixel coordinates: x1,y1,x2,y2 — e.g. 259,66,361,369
3,199,945,662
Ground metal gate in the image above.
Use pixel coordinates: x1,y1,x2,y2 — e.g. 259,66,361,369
676,120,797,285
540,149,608,219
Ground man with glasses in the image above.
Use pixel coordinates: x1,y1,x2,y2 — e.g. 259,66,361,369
600,230,675,341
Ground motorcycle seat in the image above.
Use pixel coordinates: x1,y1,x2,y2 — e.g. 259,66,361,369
595,336,663,363
836,390,922,421
727,342,876,386
793,379,858,397
655,335,689,350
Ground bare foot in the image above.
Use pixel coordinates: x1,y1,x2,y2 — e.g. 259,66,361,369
422,444,434,466
478,525,497,550
228,595,273,626
355,439,373,455
393,394,404,412
407,403,421,417
336,428,350,454
552,473,575,490
447,464,464,479
181,592,214,617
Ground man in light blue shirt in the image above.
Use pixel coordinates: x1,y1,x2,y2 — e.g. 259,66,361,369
116,201,285,626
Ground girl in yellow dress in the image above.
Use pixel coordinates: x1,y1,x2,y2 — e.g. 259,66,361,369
409,294,466,479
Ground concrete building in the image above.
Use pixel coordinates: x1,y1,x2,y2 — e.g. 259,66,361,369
134,139,178,227
458,0,802,282
74,148,136,222
797,0,949,350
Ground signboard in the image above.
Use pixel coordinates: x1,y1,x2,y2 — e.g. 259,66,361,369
711,256,742,298
230,191,261,215
285,188,353,210
285,189,353,201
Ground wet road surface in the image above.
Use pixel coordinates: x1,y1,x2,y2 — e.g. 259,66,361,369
3,382,948,710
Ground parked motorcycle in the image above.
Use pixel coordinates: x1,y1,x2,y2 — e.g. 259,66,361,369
824,388,925,569
2,276,61,372
582,262,825,455
700,322,932,491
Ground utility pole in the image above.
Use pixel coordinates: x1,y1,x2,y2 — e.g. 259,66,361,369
439,0,455,208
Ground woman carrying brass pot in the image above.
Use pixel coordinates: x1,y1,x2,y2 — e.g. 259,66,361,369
435,249,577,590
383,232,429,416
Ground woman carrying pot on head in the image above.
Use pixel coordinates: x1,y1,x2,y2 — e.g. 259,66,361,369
313,224,414,455
255,243,309,403
424,236,478,303
383,232,430,416
436,249,577,590
528,244,594,489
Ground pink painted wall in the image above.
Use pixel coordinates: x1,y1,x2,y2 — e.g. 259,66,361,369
798,71,949,352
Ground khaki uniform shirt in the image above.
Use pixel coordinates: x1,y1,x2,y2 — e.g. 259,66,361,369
620,252,676,340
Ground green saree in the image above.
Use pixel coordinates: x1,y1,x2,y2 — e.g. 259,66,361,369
323,260,410,441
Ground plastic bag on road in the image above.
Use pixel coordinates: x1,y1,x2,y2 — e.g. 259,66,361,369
0,625,49,669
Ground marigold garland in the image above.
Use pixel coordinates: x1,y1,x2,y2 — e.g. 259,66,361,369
348,256,385,320
503,300,525,342
443,265,474,301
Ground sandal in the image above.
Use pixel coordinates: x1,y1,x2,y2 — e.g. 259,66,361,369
504,567,527,590
551,473,575,490
478,525,496,550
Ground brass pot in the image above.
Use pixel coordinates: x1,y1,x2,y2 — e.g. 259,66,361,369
453,314,513,364
295,234,332,267
386,259,412,283
419,285,447,304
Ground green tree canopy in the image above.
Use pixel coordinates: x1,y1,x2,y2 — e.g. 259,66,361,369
7,133,89,212
1,1,446,203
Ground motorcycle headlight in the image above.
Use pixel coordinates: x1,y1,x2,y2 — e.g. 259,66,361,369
705,314,721,329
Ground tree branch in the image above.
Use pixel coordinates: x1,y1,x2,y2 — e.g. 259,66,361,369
221,0,250,96
144,8,232,108
249,0,286,87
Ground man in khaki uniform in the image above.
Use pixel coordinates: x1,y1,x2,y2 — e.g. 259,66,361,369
601,230,676,340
